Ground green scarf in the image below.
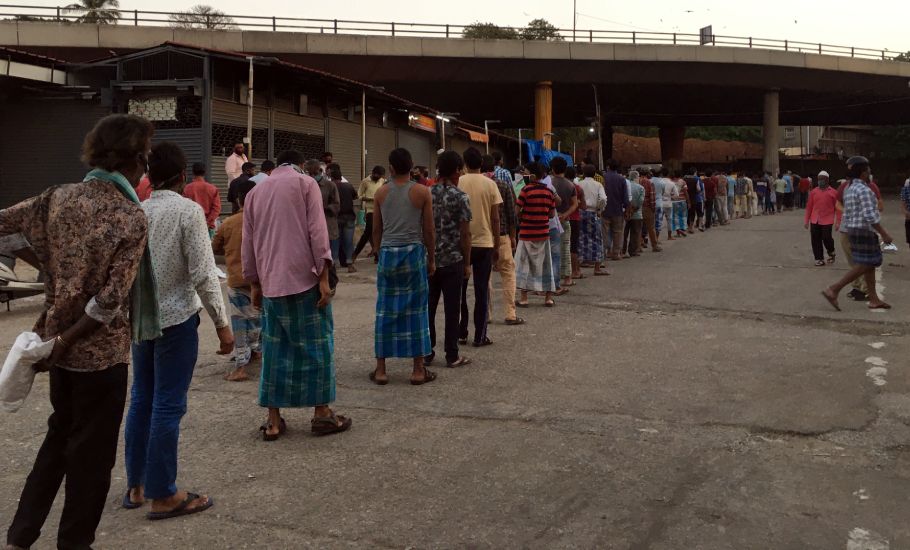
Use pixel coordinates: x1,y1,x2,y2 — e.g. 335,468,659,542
84,169,162,342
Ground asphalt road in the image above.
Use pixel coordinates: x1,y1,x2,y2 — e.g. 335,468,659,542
1,203,909,549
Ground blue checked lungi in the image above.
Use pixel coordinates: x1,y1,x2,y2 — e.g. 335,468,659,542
515,239,557,292
259,286,335,408
579,210,603,263
655,206,664,234
375,243,431,358
228,287,261,366
848,229,882,267
672,201,687,232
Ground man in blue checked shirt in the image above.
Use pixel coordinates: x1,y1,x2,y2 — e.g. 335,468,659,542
822,156,893,312
900,177,910,246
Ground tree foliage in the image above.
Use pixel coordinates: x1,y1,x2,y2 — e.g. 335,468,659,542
463,18,562,41
63,0,120,24
169,5,237,30
520,18,563,41
895,51,910,62
871,126,910,158
685,126,763,143
462,22,519,40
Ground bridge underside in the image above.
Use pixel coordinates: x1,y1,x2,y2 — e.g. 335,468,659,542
282,54,910,127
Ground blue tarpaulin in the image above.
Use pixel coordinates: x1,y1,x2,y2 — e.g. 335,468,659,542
523,140,573,168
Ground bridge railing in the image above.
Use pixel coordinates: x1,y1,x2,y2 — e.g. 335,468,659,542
0,4,902,62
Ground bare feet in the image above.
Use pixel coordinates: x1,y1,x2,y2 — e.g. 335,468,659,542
224,367,249,382
129,486,145,506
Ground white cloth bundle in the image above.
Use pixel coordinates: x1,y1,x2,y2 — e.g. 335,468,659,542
0,332,54,412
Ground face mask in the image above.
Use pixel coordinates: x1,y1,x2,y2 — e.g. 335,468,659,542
819,180,829,189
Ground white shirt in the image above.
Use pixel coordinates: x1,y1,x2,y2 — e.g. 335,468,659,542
142,190,228,330
578,177,606,210
654,177,677,208
249,172,270,185
225,153,248,183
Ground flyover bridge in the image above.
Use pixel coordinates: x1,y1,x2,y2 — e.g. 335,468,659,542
2,8,909,173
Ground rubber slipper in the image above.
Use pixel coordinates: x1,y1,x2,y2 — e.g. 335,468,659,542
259,417,287,441
505,317,525,325
472,337,493,347
123,490,143,510
368,370,389,386
554,288,569,296
446,357,472,368
545,300,555,307
821,290,841,312
814,260,825,267
516,302,529,308
311,412,353,435
147,493,213,521
410,368,438,386
868,302,892,310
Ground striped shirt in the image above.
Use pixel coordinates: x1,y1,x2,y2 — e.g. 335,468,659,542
516,182,556,242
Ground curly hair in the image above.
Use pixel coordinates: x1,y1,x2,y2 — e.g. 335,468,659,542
81,114,154,173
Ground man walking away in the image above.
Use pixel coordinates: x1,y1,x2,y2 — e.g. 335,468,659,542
426,151,473,368
371,148,437,385
458,147,502,347
822,156,892,311
183,163,221,238
242,149,351,441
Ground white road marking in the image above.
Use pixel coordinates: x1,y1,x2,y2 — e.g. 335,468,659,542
868,342,886,349
847,527,889,550
852,488,871,501
865,357,888,367
866,366,888,386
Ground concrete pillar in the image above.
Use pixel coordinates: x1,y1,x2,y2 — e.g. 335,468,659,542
659,126,685,172
534,80,553,149
763,90,780,177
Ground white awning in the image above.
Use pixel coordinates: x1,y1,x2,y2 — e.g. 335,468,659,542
0,59,66,85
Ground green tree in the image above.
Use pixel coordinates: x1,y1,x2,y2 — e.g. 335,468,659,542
871,126,910,158
895,51,910,62
520,18,562,41
462,22,519,40
169,5,237,29
685,126,763,143
63,0,120,24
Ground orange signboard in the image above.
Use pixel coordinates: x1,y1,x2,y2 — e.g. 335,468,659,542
408,113,437,133
461,128,489,143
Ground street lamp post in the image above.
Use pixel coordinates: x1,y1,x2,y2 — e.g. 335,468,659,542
436,112,458,150
483,119,500,154
518,128,525,167
244,56,279,159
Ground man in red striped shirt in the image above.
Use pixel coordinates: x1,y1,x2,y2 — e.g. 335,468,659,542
514,163,558,308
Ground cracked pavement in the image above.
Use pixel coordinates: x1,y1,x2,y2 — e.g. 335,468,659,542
2,203,910,548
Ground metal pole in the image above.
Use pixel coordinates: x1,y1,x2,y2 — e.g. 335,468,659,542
440,119,446,150
518,128,523,167
361,89,367,180
573,0,576,42
592,84,603,171
246,57,254,158
484,120,490,154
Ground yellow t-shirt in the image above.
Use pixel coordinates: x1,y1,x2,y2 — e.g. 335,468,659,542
458,173,503,248
358,177,385,214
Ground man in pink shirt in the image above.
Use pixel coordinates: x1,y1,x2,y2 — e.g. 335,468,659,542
241,149,352,442
183,163,221,238
804,170,838,266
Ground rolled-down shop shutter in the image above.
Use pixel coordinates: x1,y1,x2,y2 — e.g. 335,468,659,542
152,127,204,177
272,110,325,161
365,125,396,177
210,99,269,212
328,118,362,182
397,129,432,169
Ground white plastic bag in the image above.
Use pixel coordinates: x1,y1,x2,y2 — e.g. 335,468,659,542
0,332,54,412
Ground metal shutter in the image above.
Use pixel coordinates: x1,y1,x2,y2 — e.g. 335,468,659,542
366,125,396,177
450,136,474,156
328,118,361,182
397,130,432,168
210,100,270,212
273,110,326,161
152,128,204,179
0,99,111,208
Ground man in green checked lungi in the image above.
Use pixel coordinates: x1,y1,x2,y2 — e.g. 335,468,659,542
242,149,352,442
369,148,438,386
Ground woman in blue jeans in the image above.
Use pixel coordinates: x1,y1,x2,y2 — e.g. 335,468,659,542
123,142,234,520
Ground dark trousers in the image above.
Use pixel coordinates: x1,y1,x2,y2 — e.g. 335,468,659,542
810,223,835,261
428,260,463,363
459,247,494,344
353,212,374,257
704,199,715,229
623,218,643,255
799,191,809,208
8,364,128,550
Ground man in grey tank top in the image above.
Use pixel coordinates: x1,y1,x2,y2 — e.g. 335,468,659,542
369,148,439,386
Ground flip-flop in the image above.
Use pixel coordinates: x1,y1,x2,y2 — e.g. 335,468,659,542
554,288,569,296
410,368,438,386
544,300,555,307
122,490,143,510
516,302,529,308
574,274,586,279
259,417,287,441
821,290,841,312
505,317,525,325
827,256,836,264
311,412,353,435
472,337,493,347
146,492,213,521
868,302,892,310
446,357,472,368
814,260,825,267
368,371,389,386
594,271,610,276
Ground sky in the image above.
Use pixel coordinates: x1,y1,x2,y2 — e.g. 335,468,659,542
32,0,910,54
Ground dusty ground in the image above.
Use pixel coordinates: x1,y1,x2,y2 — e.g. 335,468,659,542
1,203,909,549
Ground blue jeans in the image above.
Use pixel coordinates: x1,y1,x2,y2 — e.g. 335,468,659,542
338,219,355,266
549,226,561,289
330,238,340,264
125,314,199,499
